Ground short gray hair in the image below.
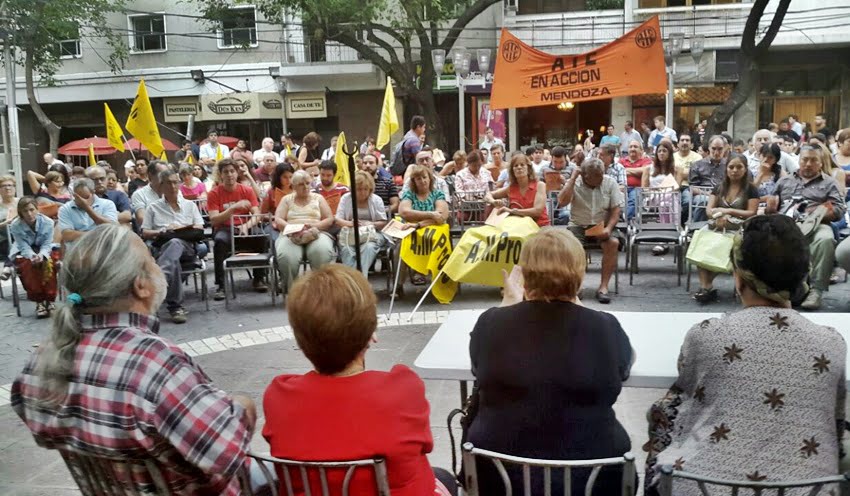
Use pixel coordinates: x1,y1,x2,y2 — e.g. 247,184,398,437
85,166,106,178
178,163,194,177
159,168,178,184
599,143,618,159
581,157,605,175
291,169,311,186
73,177,95,193
37,225,151,400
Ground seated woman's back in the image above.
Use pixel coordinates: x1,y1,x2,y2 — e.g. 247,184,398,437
469,301,633,492
647,307,845,494
263,364,436,496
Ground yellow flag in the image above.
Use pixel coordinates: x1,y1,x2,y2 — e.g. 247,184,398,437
187,154,195,165
285,144,292,159
104,103,125,152
376,77,399,151
334,132,352,187
399,224,457,304
125,79,164,157
215,145,223,161
88,143,96,166
160,150,168,161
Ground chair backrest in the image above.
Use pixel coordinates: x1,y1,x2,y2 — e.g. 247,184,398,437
228,213,271,254
656,464,849,495
687,185,713,231
245,452,391,496
635,188,682,233
59,449,174,495
462,442,636,496
455,195,489,231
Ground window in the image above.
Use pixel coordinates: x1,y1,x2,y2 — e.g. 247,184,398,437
57,39,81,59
638,0,739,7
218,6,258,49
129,14,167,53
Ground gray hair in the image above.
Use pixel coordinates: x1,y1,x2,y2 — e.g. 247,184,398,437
159,168,178,184
291,169,311,186
580,157,605,176
708,135,726,147
73,177,95,194
85,166,106,178
178,164,194,177
598,143,618,159
37,224,151,401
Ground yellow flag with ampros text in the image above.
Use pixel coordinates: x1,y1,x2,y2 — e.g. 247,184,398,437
376,76,399,151
334,132,352,187
125,79,165,157
104,103,125,152
443,216,540,287
399,223,457,304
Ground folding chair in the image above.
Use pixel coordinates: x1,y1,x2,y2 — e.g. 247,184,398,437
684,185,713,292
181,257,210,311
376,243,398,295
59,448,175,495
462,442,636,496
190,198,213,239
629,188,685,286
455,193,489,232
222,214,277,309
243,451,391,496
656,464,849,495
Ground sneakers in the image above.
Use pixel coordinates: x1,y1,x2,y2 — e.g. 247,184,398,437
252,279,269,293
213,287,226,301
693,288,719,303
0,266,11,281
170,307,188,324
800,289,823,310
35,302,49,319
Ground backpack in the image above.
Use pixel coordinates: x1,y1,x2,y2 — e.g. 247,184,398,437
389,140,407,176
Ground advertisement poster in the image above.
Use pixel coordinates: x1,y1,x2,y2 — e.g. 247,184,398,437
477,99,507,143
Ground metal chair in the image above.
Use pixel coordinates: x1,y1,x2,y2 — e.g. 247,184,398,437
455,193,489,232
244,451,391,496
657,464,849,495
684,185,713,292
59,448,174,495
462,442,636,496
222,214,277,308
181,257,210,311
629,188,685,286
190,198,213,239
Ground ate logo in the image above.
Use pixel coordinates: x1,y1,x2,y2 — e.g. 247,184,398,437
502,40,521,63
635,27,658,49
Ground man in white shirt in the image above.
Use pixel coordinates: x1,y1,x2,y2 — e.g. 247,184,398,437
647,115,678,150
530,144,549,176
788,114,803,136
132,161,181,226
479,127,504,153
619,120,643,156
321,135,338,161
141,168,204,324
745,129,798,175
253,137,280,165
199,131,230,167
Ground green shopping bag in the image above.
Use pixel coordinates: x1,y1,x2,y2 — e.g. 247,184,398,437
686,228,734,273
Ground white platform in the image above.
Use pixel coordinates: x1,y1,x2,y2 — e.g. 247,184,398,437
413,309,850,389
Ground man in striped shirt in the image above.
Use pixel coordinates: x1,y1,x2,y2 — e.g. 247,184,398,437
12,224,257,495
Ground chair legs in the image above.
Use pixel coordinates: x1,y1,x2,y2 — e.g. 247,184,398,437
11,269,21,317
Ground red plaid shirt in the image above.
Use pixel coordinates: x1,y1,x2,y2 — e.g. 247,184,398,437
11,313,251,495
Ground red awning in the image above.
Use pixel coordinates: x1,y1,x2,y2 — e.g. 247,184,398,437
200,136,240,148
57,137,117,156
125,138,180,152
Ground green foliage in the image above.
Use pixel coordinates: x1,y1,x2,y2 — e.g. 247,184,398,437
4,0,128,81
584,0,624,10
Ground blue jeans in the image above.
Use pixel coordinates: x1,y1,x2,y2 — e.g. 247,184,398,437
680,187,692,226
691,193,709,223
552,205,571,226
340,235,387,277
627,187,638,220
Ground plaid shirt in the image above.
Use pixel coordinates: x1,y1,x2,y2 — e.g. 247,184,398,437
11,313,250,495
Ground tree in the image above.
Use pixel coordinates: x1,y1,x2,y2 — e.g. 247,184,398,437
3,0,127,154
204,0,501,151
705,0,791,136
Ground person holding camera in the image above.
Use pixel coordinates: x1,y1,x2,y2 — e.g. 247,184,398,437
765,145,846,310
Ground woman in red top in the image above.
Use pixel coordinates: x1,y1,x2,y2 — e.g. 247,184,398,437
484,154,550,226
263,265,456,496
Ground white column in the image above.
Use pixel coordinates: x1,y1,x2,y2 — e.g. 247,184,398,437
508,108,518,152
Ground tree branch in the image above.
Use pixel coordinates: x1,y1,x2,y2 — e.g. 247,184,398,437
754,0,792,56
328,30,398,81
365,24,402,69
439,0,501,52
399,1,431,54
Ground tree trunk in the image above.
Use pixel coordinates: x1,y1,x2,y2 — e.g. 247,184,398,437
705,59,759,137
24,49,61,156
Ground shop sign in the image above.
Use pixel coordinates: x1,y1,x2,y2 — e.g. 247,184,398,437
286,92,327,119
197,93,285,121
163,97,200,123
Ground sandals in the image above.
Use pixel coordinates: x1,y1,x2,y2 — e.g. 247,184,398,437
595,290,612,304
35,302,49,319
693,288,718,303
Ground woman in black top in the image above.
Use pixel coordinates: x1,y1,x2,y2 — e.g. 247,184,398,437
467,227,635,495
298,132,322,173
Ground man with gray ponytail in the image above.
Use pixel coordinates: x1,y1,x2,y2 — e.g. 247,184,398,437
11,224,258,495
57,178,118,250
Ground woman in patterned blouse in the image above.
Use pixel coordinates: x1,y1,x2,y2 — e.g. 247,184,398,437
644,214,847,495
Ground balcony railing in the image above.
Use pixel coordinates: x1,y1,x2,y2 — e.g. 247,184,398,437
286,38,366,64
634,4,750,45
503,10,627,52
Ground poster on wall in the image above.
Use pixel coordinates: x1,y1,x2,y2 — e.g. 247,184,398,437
477,99,507,143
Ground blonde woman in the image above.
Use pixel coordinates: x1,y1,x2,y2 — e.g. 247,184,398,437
335,171,388,277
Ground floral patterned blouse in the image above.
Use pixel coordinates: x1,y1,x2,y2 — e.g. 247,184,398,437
644,306,846,496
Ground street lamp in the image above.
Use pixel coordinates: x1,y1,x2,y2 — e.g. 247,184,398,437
432,47,492,150
664,33,704,130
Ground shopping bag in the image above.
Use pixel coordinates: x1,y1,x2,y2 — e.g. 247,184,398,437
686,228,733,273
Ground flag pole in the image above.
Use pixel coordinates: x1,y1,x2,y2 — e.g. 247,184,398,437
387,251,403,317
342,140,361,273
122,134,136,161
407,267,446,322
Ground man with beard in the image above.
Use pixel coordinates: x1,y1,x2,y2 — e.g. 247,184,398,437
360,153,399,214
11,224,258,495
314,160,350,215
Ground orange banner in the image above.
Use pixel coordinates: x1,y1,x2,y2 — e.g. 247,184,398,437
491,16,667,110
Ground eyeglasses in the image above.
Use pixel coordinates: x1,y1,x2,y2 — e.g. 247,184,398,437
0,184,14,188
